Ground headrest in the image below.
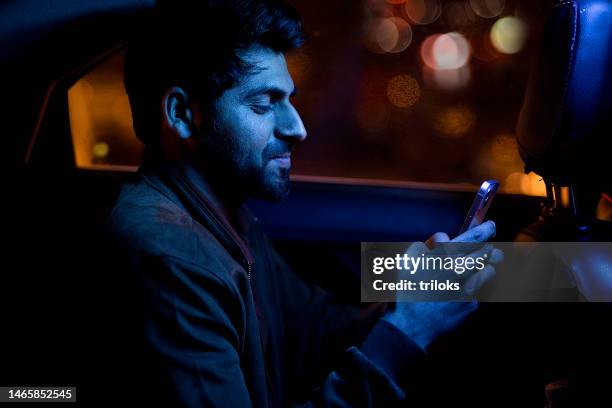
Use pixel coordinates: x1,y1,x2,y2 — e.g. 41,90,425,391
517,0,612,187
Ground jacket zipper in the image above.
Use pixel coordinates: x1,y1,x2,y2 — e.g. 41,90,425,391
155,167,271,402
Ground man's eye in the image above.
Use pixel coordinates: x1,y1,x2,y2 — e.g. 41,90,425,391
251,105,272,114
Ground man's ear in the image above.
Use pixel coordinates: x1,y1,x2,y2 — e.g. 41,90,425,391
161,86,195,140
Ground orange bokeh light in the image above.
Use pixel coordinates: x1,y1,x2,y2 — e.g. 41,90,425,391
433,105,477,138
387,74,421,108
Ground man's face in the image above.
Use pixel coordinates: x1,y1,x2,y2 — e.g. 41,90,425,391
196,45,307,201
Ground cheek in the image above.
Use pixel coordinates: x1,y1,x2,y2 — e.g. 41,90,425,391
213,99,275,168
235,113,274,164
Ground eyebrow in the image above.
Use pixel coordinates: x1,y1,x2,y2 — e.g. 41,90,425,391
244,85,297,99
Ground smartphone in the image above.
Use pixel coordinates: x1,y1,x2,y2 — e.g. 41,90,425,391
459,180,499,234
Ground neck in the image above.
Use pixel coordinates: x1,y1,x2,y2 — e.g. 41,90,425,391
176,158,246,232
143,143,249,232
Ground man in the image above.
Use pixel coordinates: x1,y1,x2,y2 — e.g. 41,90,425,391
108,0,498,406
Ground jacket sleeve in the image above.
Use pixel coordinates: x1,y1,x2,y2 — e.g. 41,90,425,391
263,235,427,406
134,249,425,407
292,321,427,407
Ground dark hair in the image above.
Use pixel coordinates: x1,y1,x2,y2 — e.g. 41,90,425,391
124,0,304,146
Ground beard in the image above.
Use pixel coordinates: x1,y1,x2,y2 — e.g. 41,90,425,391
192,129,293,203
257,162,291,202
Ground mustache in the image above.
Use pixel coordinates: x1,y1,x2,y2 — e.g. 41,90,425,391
264,141,295,159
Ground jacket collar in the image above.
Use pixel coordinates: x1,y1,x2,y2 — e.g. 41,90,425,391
139,157,256,269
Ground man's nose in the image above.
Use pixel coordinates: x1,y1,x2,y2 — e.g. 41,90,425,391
276,103,307,142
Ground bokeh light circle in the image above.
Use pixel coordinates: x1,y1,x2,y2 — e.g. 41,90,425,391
490,16,528,54
365,18,398,53
430,32,471,70
388,17,413,53
403,0,442,25
386,74,421,108
433,105,477,138
420,34,441,69
93,142,110,159
469,0,505,19
375,18,399,52
443,1,478,30
365,17,412,54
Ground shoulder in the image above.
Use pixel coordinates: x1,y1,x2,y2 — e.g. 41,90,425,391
106,176,250,342
107,177,192,253
107,176,233,274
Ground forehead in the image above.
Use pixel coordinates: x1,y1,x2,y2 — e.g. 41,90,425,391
233,46,295,95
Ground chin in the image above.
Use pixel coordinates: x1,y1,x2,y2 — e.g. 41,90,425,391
266,182,291,202
247,164,288,201
257,175,291,202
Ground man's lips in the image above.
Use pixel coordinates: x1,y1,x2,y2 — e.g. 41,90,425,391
270,153,291,167
270,152,291,159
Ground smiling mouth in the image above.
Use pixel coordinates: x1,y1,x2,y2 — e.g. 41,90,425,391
271,153,291,159
270,154,291,167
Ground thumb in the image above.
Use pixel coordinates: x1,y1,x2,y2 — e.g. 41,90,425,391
426,232,450,249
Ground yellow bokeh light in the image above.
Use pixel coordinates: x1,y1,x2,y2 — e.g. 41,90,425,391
386,74,421,108
92,142,110,159
490,16,528,54
433,106,477,138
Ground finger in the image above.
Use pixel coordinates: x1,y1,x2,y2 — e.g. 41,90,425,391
465,243,492,260
452,220,496,243
425,232,450,249
405,241,429,257
464,264,496,296
488,248,504,265
462,246,503,267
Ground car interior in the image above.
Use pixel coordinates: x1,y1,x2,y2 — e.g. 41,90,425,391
2,0,611,406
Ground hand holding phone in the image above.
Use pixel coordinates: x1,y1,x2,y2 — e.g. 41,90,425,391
459,180,499,234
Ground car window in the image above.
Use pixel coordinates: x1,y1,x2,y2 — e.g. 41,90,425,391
68,0,550,196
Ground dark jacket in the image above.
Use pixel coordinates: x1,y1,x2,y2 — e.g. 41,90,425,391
107,160,425,407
